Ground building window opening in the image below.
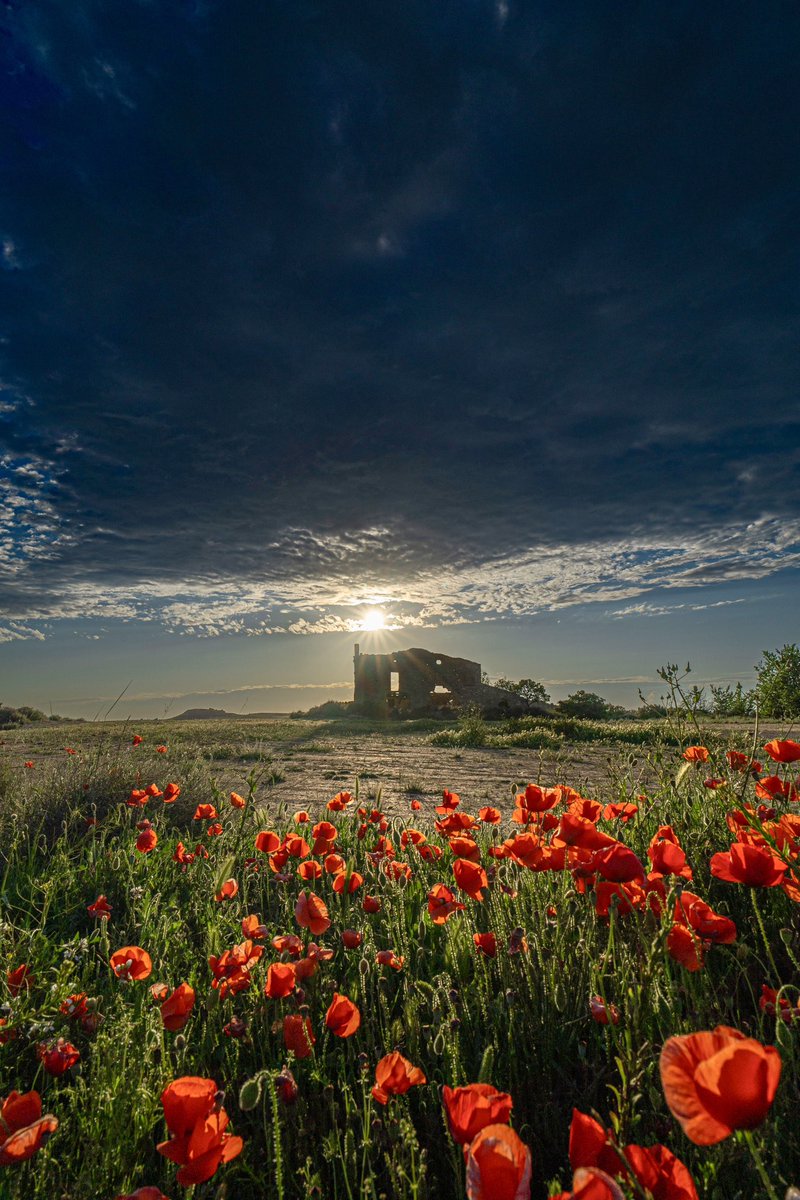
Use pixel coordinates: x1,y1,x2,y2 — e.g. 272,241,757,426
390,672,400,693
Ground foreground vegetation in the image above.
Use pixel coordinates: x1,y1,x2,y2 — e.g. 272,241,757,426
0,704,799,1198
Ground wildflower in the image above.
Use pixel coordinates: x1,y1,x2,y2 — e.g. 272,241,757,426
298,861,324,883
60,993,89,1019
294,890,331,936
156,745,167,754
371,1052,426,1104
660,1026,781,1144
442,1083,513,1146
285,834,310,859
157,1076,243,1185
0,1091,58,1166
110,946,153,982
131,734,143,746
215,879,238,902
207,822,223,837
473,932,498,958
241,914,267,940
589,996,620,1025
294,810,310,823
465,1123,532,1200
342,929,363,949
64,747,76,755
163,782,181,803
759,985,800,1023
325,993,361,1037
410,799,422,811
193,804,217,820
478,806,502,824
255,830,280,854
23,761,34,769
763,738,800,763
710,842,787,888
436,789,461,813
332,869,364,894
6,965,33,997
115,1189,169,1200
145,783,162,798
159,983,195,1032
264,963,296,999
136,828,158,854
363,894,381,914
682,746,709,763
223,1016,247,1038
453,858,489,901
428,882,466,924
283,1013,315,1058
230,791,246,808
209,941,262,998
38,1038,80,1076
327,791,353,811
375,949,404,970
275,1065,298,1104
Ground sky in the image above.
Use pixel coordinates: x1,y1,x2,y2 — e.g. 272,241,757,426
1,1,799,719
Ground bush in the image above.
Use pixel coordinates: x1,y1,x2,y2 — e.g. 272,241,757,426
754,644,800,718
556,690,630,720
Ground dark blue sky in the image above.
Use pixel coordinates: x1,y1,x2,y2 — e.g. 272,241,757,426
1,1,799,715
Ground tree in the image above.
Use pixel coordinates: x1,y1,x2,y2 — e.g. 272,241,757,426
494,677,551,706
556,690,628,720
709,682,754,717
754,644,800,718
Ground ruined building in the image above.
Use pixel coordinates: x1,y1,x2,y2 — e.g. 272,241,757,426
352,644,536,717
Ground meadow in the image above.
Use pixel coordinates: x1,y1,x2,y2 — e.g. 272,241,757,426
0,709,798,1198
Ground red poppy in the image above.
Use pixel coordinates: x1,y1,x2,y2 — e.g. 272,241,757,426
240,914,267,940
555,1168,624,1199
0,1091,58,1166
207,822,223,837
115,1190,170,1200
473,932,498,958
332,869,364,894
157,1076,243,1185
294,890,331,935
294,810,310,823
215,879,239,902
591,843,646,884
683,746,709,763
163,782,181,803
760,985,800,1023
285,834,311,859
589,996,620,1025
193,804,217,820
672,892,737,945
156,745,167,754
298,860,323,881
453,858,489,900
60,993,89,1019
38,1038,80,1076
375,949,404,970
648,827,692,880
436,789,461,813
272,933,303,957
87,894,112,919
660,1026,781,1144
7,964,33,997
110,946,153,982
283,1013,315,1058
602,802,639,823
156,983,194,1032
325,993,361,1037
428,882,466,924
710,842,787,888
442,1083,513,1146
363,894,382,914
372,1052,426,1104
136,828,158,854
264,962,296,999
209,940,263,998
230,791,246,808
763,738,800,763
327,791,353,811
342,928,363,949
131,734,144,746
465,1123,532,1200
478,806,502,824
23,760,34,768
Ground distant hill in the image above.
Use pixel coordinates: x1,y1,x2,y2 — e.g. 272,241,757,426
169,708,288,720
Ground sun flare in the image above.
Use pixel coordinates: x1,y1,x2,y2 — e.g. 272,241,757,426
359,607,386,631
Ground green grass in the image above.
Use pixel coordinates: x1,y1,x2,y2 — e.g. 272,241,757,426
0,724,798,1197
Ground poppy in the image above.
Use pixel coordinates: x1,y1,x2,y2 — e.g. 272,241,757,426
60,993,89,1019
324,851,346,873
0,1091,58,1166
672,892,737,944
332,869,364,894
436,789,461,813
465,1123,532,1200
298,860,323,881
7,965,33,997
589,996,620,1025
156,745,167,754
449,836,482,863
128,789,148,808
215,879,239,902
159,983,195,1032
38,1039,80,1076
209,941,263,998
428,882,466,924
115,1190,170,1200
294,890,331,935
363,894,382,914
410,799,422,811
131,734,144,746
325,993,361,1037
285,835,311,859
375,949,405,970
251,831,279,857
87,894,112,919
682,746,709,763
591,843,646,884
710,843,787,888
23,761,34,768
478,806,502,824
110,946,153,982
759,985,800,1024
442,1083,513,1146
272,933,303,958
372,1052,426,1104
341,928,363,949
230,791,246,808
327,791,353,811
763,738,800,764
223,1016,248,1039
193,804,217,820
660,1026,781,1144
207,822,223,837
473,932,498,958
453,858,489,901
136,828,158,854
157,1076,243,1186
294,810,310,823
555,1168,624,1199
283,1013,315,1058
602,803,638,823
264,963,296,999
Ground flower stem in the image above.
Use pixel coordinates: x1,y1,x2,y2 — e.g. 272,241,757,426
743,1129,780,1200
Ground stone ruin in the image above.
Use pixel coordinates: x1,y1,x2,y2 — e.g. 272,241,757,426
352,644,541,717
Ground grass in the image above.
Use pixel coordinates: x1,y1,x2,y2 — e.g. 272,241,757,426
0,719,798,1197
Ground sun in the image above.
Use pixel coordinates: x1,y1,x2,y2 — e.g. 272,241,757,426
359,607,386,631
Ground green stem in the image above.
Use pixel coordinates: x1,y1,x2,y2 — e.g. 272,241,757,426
751,890,781,981
742,1130,780,1200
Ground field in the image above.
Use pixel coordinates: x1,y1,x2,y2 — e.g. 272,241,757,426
0,713,798,1198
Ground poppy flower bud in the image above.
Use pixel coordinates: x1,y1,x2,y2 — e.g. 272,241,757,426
294,987,306,1005
276,1066,298,1105
433,1031,446,1055
358,1052,370,1073
298,1004,310,1017
174,1035,186,1051
239,1075,263,1111
214,1089,226,1112
359,957,370,976
449,989,459,1005
450,1017,461,1032
505,989,515,1005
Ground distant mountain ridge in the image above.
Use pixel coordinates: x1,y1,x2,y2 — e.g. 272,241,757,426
169,708,288,720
